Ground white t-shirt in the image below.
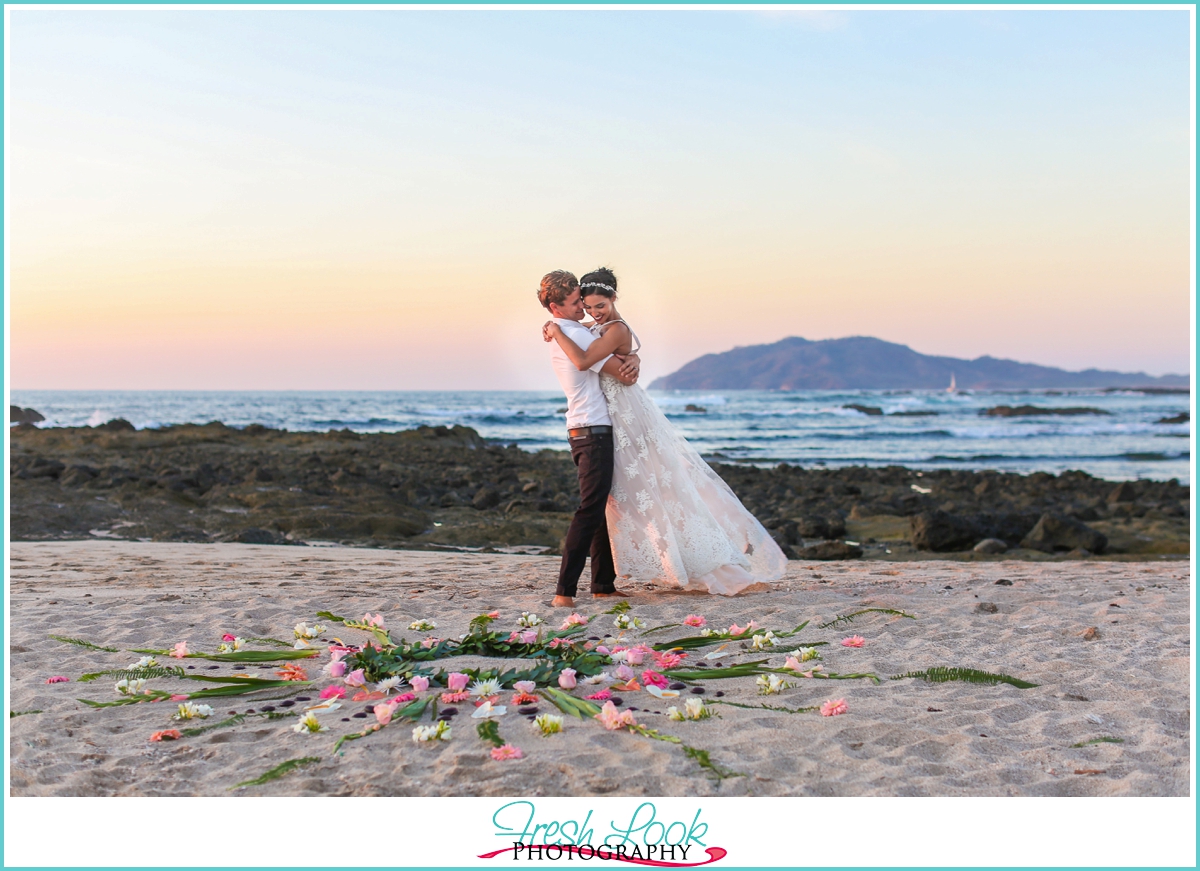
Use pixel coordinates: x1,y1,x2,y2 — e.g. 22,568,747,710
549,318,613,429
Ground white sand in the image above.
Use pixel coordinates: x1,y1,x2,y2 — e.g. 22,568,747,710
7,541,1191,797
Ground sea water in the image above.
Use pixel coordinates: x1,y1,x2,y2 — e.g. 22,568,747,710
10,388,1191,483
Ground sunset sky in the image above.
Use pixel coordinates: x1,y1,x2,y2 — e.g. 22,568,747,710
8,8,1192,390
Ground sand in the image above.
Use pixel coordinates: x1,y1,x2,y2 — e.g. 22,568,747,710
6,541,1191,797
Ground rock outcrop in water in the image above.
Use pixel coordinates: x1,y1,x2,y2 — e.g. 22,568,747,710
649,336,1190,391
8,423,1190,560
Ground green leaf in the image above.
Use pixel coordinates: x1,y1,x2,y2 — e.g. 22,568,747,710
476,719,504,748
540,687,601,720
315,611,348,623
637,623,681,636
603,601,632,615
186,680,304,699
890,667,1038,689
663,660,772,681
180,713,248,736
78,666,187,683
232,756,321,789
10,710,42,718
818,608,916,630
244,637,295,649
186,650,319,662
709,700,819,714
49,635,119,652
681,745,745,783
77,690,176,708
1072,737,1125,748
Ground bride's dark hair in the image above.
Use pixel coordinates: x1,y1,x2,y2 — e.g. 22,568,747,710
579,267,617,300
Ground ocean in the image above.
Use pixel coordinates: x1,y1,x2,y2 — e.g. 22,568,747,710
10,388,1191,484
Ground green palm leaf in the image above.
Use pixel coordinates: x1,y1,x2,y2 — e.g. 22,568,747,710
477,720,504,748
818,608,916,630
890,667,1037,689
78,666,187,683
49,635,119,652
232,757,321,789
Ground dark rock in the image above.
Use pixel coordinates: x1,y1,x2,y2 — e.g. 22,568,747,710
981,405,1109,417
796,540,863,560
843,404,883,416
1107,482,1138,504
889,410,939,417
1021,512,1107,554
975,602,999,614
973,538,1007,554
94,418,136,432
994,578,1013,586
517,706,539,715
684,404,707,413
1066,547,1092,558
689,687,705,695
910,510,982,552
10,406,45,424
472,486,501,510
1157,413,1188,424
18,458,65,479
235,527,286,545
669,683,687,690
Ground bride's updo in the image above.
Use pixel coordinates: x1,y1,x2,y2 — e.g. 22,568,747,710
579,267,618,300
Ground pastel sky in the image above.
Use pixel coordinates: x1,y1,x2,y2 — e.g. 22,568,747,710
8,8,1192,390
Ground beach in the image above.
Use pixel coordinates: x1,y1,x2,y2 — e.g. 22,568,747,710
9,541,1190,797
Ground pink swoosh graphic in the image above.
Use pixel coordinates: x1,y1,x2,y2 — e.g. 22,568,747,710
478,845,727,867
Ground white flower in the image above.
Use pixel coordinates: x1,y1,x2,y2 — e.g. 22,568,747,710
293,639,311,649
469,678,502,698
750,631,778,651
799,647,821,662
699,628,715,637
610,650,629,663
472,701,507,719
173,702,214,720
517,612,544,628
756,674,792,696
293,622,325,640
412,720,451,743
534,713,563,736
131,656,157,669
408,619,437,632
376,676,405,695
645,684,680,699
613,614,645,630
667,706,684,721
115,678,147,695
684,698,706,719
217,637,245,654
293,711,327,733
581,672,616,686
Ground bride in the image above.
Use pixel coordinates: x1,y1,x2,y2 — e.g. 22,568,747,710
543,268,786,595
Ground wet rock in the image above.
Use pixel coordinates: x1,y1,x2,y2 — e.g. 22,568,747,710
1157,412,1188,424
94,418,136,432
684,404,707,413
17,458,65,479
981,406,1109,417
973,538,1007,554
1021,512,1107,554
1106,481,1139,504
889,410,939,417
975,602,999,614
796,540,863,560
472,487,501,510
910,510,982,552
234,527,288,545
9,406,44,424
843,404,883,416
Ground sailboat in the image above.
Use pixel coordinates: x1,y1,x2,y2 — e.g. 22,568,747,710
947,373,957,393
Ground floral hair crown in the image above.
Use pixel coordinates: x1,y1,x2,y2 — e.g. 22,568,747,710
580,282,615,292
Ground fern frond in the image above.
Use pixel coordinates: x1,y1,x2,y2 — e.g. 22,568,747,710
681,745,745,782
49,635,119,652
818,608,916,630
709,700,820,714
637,623,681,636
603,601,632,615
890,667,1037,689
476,720,504,748
232,756,321,789
77,666,186,683
181,714,247,736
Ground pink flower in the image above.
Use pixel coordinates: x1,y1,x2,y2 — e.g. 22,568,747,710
559,613,588,630
320,685,346,700
447,672,470,692
511,692,539,705
594,700,637,731
45,676,69,684
557,669,577,689
441,691,471,703
409,676,430,693
683,614,707,628
513,680,537,694
329,660,347,679
585,689,612,701
641,670,668,689
374,702,399,726
596,645,610,655
506,632,521,642
221,633,236,642
625,648,645,666
519,630,538,644
344,668,366,687
392,692,417,703
820,698,848,717
547,638,570,649
420,637,440,649
491,744,523,761
841,636,865,648
170,694,189,701
728,620,759,637
149,729,182,742
170,641,189,659
614,664,635,682
653,651,685,670
487,610,500,619
363,612,386,629
784,656,803,672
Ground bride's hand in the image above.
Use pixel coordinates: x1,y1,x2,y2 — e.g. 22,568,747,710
542,321,562,342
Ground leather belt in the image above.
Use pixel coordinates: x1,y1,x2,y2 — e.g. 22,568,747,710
567,425,613,438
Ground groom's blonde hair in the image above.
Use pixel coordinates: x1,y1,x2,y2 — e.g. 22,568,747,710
538,270,579,311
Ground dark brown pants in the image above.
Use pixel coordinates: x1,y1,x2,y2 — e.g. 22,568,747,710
556,432,616,598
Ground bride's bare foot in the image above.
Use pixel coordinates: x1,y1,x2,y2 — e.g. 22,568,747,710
593,590,630,598
552,595,575,608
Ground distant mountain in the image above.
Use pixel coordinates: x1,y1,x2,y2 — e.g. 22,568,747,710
648,336,1190,391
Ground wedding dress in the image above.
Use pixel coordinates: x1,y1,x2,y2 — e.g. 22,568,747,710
596,322,787,594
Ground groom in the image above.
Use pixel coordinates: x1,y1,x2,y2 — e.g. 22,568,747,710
538,270,639,607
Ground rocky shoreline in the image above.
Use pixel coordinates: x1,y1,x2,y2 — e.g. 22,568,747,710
9,421,1190,561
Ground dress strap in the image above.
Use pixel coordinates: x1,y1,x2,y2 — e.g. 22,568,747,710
597,319,641,354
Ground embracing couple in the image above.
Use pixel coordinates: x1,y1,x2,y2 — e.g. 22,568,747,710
538,268,786,608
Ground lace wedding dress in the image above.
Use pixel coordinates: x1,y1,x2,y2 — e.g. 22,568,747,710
597,325,787,595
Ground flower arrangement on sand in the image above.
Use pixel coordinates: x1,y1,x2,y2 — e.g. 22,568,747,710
57,601,1040,789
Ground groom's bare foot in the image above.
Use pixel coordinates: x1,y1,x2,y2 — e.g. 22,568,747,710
552,595,575,608
593,590,630,598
